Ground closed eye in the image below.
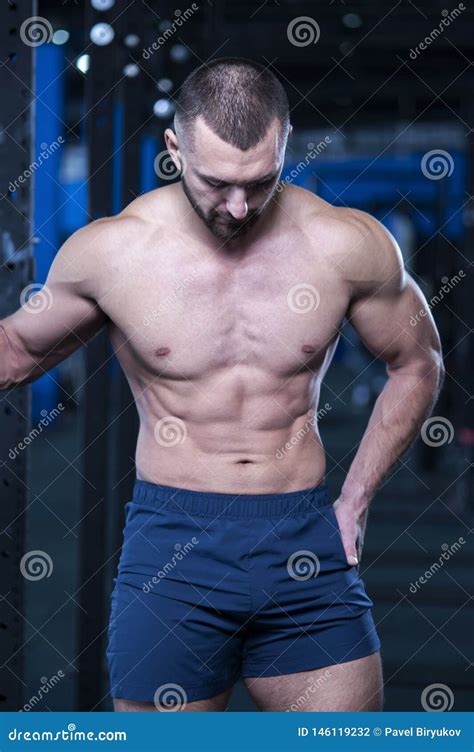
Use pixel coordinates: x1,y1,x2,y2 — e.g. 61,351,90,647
206,177,275,189
206,179,229,188
248,178,275,189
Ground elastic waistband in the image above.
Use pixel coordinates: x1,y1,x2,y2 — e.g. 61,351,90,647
131,479,331,518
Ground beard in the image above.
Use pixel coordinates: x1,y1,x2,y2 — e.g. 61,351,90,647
181,176,269,242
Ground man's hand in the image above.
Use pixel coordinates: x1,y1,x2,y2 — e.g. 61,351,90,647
332,497,368,567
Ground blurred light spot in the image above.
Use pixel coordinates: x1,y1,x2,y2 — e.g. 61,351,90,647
124,33,140,47
90,22,114,46
170,44,189,63
76,54,90,73
352,384,370,407
91,0,115,10
123,63,140,77
157,77,173,93
339,41,353,56
153,99,175,119
52,29,69,45
342,13,362,28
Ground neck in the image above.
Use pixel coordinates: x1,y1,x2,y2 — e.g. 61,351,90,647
176,182,283,255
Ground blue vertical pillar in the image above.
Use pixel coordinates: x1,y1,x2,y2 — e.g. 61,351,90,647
32,43,65,422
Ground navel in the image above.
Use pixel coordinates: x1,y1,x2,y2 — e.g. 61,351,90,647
302,344,316,354
155,346,171,356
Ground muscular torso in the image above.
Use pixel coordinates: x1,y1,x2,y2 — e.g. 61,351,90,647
99,184,355,493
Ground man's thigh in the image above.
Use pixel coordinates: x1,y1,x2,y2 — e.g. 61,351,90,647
243,652,384,712
113,687,233,712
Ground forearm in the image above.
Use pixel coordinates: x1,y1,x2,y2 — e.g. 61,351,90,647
0,323,42,389
339,359,445,513
0,321,74,389
0,308,106,390
0,324,22,390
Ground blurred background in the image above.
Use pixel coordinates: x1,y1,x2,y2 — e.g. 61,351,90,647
0,0,472,712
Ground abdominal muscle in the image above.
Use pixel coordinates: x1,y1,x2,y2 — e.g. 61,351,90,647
132,373,327,494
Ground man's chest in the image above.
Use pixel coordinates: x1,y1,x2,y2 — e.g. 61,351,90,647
105,246,349,380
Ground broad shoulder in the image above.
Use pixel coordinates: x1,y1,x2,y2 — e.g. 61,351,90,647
78,185,173,254
287,187,406,297
49,187,172,295
329,206,406,300
54,201,158,267
119,184,176,226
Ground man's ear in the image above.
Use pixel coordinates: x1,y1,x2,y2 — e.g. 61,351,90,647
288,123,293,137
164,127,178,155
164,128,184,172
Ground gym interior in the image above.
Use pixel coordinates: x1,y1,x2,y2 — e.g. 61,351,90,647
0,0,472,712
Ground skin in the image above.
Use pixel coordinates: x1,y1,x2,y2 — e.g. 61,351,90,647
114,654,383,712
0,115,444,712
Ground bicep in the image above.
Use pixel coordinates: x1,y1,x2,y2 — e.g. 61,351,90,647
1,227,108,382
2,286,106,385
6,283,105,360
347,273,443,376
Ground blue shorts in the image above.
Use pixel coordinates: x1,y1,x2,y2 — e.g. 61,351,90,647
106,479,381,704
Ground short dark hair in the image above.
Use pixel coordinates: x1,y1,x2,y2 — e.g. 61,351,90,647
174,57,290,151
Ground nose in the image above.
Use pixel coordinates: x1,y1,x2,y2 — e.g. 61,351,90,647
225,187,248,220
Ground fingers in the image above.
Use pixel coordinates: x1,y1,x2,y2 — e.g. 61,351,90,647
333,498,363,567
345,530,361,567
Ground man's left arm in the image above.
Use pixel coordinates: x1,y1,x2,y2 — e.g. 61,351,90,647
334,212,445,566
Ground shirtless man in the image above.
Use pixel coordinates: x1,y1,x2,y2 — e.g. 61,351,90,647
1,57,444,712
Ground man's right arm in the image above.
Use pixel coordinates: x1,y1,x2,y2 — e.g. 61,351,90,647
0,220,111,390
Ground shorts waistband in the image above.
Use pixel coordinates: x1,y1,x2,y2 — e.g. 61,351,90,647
132,479,331,518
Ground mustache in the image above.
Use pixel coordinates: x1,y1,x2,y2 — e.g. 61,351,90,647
213,211,258,223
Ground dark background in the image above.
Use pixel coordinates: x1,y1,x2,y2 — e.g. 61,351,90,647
0,0,472,712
